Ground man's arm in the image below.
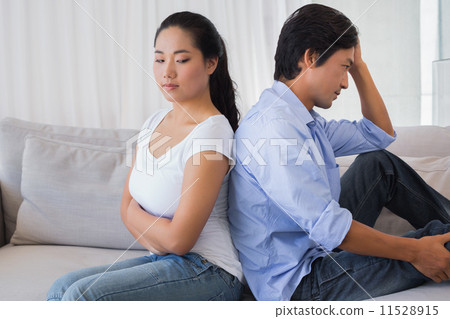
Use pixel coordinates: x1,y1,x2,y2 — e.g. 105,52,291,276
350,39,395,137
338,220,450,283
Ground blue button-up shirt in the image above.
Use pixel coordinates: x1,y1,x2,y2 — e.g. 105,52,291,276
228,81,396,300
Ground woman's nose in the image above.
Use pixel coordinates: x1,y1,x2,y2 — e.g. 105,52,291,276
163,60,176,79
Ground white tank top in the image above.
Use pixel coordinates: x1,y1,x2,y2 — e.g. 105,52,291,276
129,108,243,282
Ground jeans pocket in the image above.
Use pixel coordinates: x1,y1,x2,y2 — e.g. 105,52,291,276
184,252,214,277
216,267,238,289
216,267,244,300
317,254,354,293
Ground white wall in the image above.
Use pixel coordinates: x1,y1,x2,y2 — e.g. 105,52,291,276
441,0,450,59
432,1,450,126
312,0,422,126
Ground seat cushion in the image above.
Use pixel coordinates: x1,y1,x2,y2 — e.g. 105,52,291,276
2,243,447,301
372,280,450,301
0,244,146,301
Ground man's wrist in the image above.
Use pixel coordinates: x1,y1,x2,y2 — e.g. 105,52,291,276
397,237,420,264
349,61,368,77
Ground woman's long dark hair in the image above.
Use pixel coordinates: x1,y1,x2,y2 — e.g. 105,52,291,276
154,11,240,131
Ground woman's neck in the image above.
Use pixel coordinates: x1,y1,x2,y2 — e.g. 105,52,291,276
170,93,219,125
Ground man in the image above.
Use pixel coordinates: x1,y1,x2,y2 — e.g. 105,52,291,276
228,4,450,301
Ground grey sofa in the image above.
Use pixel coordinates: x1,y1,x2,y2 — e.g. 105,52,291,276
0,117,449,301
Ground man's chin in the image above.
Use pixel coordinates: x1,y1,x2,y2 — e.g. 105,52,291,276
315,102,333,109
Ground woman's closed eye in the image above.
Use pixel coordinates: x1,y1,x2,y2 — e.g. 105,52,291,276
154,58,190,63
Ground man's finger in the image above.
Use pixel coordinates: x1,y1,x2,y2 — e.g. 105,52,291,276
432,275,443,283
439,232,450,244
443,272,450,282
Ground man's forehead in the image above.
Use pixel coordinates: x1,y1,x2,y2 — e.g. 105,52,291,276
331,48,355,63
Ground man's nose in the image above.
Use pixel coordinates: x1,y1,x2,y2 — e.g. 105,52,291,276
341,72,349,89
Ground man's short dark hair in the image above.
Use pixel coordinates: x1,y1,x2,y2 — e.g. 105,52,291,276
274,4,358,81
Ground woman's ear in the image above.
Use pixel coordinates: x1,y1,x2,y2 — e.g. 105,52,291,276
206,57,219,75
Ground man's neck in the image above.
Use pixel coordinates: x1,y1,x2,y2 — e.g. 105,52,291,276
279,78,314,111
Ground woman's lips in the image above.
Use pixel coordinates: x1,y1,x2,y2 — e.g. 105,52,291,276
163,83,179,91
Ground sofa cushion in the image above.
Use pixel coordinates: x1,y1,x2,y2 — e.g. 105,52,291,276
0,186,4,247
0,244,146,301
10,135,144,250
0,117,138,242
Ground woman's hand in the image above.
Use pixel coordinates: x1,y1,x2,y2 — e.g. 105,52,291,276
126,198,168,255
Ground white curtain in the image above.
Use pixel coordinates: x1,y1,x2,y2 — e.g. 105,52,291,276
0,0,309,129
1,0,444,129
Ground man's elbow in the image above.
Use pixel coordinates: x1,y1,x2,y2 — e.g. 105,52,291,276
386,128,395,137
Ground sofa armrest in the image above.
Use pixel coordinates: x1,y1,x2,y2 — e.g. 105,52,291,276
0,184,5,247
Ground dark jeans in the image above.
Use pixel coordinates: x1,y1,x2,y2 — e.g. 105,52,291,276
292,150,450,301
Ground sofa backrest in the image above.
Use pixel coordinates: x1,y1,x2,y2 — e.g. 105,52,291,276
0,117,139,245
0,186,4,246
387,126,450,157
1,118,449,248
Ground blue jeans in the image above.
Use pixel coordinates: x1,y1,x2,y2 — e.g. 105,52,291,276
47,252,243,301
292,150,450,301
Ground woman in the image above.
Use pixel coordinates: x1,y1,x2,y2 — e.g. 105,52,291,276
47,11,243,301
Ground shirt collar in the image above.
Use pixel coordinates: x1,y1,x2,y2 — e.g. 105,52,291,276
272,81,315,126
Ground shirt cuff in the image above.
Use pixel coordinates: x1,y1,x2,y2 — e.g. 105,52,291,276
360,117,397,149
309,200,353,251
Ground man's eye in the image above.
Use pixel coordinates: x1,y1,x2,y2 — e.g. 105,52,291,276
177,59,190,63
155,59,164,63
